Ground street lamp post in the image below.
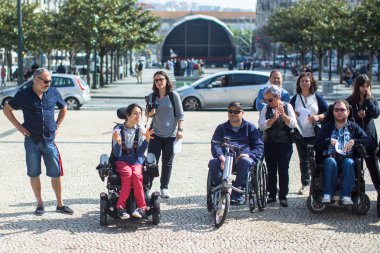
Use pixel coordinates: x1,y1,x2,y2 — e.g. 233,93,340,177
17,0,23,85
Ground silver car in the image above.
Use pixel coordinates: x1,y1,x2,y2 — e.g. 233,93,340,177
0,74,91,110
176,70,270,111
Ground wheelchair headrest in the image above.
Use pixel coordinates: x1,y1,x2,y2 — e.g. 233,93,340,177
117,107,127,119
116,107,127,119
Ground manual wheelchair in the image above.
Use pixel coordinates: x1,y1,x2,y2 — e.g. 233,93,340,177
306,144,371,215
206,138,267,228
96,153,161,226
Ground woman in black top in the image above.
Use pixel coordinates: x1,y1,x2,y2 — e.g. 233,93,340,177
346,74,380,193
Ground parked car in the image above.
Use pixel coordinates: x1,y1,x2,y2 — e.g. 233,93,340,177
176,70,270,111
0,74,91,110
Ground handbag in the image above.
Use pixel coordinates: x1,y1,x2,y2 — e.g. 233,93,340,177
299,94,320,137
289,127,304,143
313,124,321,136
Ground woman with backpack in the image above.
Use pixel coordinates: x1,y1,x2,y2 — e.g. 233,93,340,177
146,71,184,198
112,103,154,219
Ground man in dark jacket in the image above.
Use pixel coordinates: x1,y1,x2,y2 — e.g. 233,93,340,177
208,102,264,204
314,99,370,205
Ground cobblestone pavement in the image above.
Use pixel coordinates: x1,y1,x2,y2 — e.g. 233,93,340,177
0,111,380,253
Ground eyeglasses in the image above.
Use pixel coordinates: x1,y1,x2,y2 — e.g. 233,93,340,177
264,98,274,103
154,77,165,83
333,108,347,113
228,110,242,115
37,76,52,84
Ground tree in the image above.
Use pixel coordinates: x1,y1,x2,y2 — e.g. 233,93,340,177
352,0,380,80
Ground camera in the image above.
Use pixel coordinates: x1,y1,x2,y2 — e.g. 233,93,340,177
145,96,159,112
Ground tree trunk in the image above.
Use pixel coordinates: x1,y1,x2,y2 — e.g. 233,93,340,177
110,50,113,84
99,49,105,88
317,48,323,81
85,50,91,86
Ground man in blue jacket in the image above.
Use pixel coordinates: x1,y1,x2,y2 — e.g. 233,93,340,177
208,102,264,204
256,70,290,111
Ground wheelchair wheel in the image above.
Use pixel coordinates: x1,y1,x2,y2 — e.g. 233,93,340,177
246,171,255,213
213,192,230,228
377,194,380,218
100,193,108,226
353,193,370,215
307,195,327,214
206,169,213,212
152,193,161,225
254,161,268,211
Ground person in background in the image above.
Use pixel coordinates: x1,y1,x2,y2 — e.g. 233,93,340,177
346,74,380,194
290,72,328,195
256,70,290,111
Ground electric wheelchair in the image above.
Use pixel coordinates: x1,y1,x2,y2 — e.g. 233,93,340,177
206,138,268,228
95,107,161,226
306,143,370,215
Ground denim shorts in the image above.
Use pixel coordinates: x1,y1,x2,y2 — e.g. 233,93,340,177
24,137,63,178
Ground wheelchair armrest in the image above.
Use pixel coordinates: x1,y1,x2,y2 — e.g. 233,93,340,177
96,154,111,182
355,143,367,157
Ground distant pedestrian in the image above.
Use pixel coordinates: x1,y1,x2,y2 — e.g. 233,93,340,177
135,61,143,84
1,64,6,87
56,63,66,74
228,61,234,70
3,68,74,216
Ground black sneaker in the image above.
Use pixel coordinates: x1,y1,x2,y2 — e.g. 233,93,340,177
56,205,74,215
34,205,45,216
280,200,288,207
267,197,276,203
118,208,130,219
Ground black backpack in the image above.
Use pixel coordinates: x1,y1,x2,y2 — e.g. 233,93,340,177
138,63,143,71
109,124,140,169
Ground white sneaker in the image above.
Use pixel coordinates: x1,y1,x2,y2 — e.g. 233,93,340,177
322,194,331,203
160,188,170,198
132,208,145,219
342,196,353,205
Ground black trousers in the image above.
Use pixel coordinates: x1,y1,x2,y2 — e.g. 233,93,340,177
147,135,176,190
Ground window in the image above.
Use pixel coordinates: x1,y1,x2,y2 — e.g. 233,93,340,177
230,74,269,86
52,77,74,87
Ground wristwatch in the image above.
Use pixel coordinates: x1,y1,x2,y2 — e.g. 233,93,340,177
177,128,183,132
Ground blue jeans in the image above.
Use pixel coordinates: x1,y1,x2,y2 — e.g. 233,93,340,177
323,157,355,197
208,157,253,202
24,137,62,178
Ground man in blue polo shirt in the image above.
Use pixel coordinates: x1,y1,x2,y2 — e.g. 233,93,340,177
3,68,74,216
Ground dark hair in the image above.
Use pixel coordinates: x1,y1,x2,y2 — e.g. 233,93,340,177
333,99,350,111
228,101,244,111
125,103,142,119
269,70,281,78
152,70,173,95
296,72,318,94
349,74,371,104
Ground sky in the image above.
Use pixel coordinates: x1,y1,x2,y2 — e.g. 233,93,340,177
141,0,256,11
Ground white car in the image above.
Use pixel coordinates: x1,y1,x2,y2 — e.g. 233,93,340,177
0,74,91,110
176,70,270,111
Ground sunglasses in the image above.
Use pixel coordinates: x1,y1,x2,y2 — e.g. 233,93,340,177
333,108,347,113
228,110,242,115
37,76,52,84
264,98,274,103
154,77,165,83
